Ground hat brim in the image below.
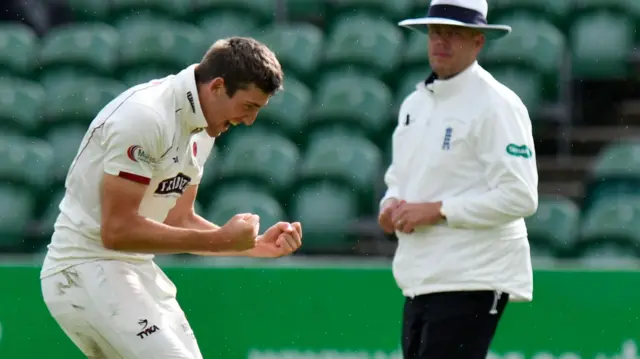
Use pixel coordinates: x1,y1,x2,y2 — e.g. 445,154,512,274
398,18,512,40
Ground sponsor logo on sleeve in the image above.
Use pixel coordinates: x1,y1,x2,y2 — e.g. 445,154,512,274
505,143,533,158
154,172,191,195
126,145,157,164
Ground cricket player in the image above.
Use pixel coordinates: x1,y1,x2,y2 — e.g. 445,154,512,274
378,0,538,358
40,37,302,359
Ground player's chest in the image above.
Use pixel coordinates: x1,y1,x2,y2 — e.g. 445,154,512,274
151,129,201,197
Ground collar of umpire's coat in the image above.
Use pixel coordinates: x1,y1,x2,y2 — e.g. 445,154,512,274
175,64,208,131
420,61,479,98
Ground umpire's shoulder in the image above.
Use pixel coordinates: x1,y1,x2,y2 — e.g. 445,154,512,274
477,68,529,120
398,89,423,119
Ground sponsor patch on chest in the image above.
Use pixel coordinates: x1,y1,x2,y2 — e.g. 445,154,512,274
154,172,191,195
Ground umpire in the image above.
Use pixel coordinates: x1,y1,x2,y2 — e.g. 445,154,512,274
378,0,539,358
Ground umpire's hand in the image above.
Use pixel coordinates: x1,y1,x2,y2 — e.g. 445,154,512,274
378,198,401,234
392,202,444,233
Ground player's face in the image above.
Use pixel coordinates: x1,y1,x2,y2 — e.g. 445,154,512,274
201,79,271,137
427,24,484,78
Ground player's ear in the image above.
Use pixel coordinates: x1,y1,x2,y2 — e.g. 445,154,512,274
209,77,225,95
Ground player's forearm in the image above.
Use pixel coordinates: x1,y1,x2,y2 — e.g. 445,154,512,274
102,215,230,254
173,213,255,257
171,212,220,231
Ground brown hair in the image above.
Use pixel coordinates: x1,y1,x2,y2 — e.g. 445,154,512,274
195,37,284,97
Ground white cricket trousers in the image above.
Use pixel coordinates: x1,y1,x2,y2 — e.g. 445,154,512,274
41,260,204,359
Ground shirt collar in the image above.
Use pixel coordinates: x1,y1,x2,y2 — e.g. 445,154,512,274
174,64,208,131
419,61,479,97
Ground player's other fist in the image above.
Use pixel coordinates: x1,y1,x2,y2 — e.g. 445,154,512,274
378,198,400,234
220,213,260,251
253,221,303,258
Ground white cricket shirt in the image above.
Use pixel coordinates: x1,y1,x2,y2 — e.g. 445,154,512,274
382,61,538,301
41,64,215,278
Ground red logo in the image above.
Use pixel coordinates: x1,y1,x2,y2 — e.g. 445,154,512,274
126,145,156,164
192,142,198,157
127,145,141,162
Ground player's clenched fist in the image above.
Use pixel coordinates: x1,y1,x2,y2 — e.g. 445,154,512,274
219,213,260,251
253,221,303,258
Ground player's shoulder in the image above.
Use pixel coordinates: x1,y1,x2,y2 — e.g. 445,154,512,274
190,130,215,158
101,78,179,132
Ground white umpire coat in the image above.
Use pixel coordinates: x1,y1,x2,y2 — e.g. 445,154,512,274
382,61,538,301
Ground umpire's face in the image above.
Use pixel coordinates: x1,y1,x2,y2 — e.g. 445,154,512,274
427,24,485,79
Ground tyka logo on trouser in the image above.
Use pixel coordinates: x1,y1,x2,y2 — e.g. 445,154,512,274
136,319,160,339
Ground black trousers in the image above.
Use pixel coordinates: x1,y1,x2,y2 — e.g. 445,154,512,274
402,290,509,359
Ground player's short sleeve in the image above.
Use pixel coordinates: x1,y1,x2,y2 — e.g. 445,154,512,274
183,131,215,185
101,103,165,185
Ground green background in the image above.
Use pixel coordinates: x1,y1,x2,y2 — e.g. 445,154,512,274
1,259,639,358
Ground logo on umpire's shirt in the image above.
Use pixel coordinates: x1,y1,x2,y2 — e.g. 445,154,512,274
442,127,453,150
136,319,160,339
155,172,191,195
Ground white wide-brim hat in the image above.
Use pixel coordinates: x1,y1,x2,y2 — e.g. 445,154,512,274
399,0,511,40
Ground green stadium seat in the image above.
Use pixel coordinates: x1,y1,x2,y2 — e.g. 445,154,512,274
0,79,45,134
38,189,65,241
121,68,171,87
577,243,640,269
571,0,640,18
327,0,414,21
218,132,300,197
395,66,430,105
194,144,220,195
205,186,286,234
578,196,640,256
258,76,312,139
66,0,110,22
45,125,87,184
256,23,323,82
39,23,119,77
408,1,430,18
583,141,640,213
490,0,570,30
569,11,634,79
591,141,640,179
108,0,192,22
290,181,359,253
213,125,275,155
0,136,54,190
286,0,326,21
117,17,204,74
192,0,275,24
0,184,34,251
482,14,565,102
43,76,126,127
307,72,394,141
194,200,205,216
198,12,258,41
323,14,404,76
524,196,579,256
299,133,382,212
489,67,542,118
383,135,392,167
403,31,428,68
0,23,37,78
